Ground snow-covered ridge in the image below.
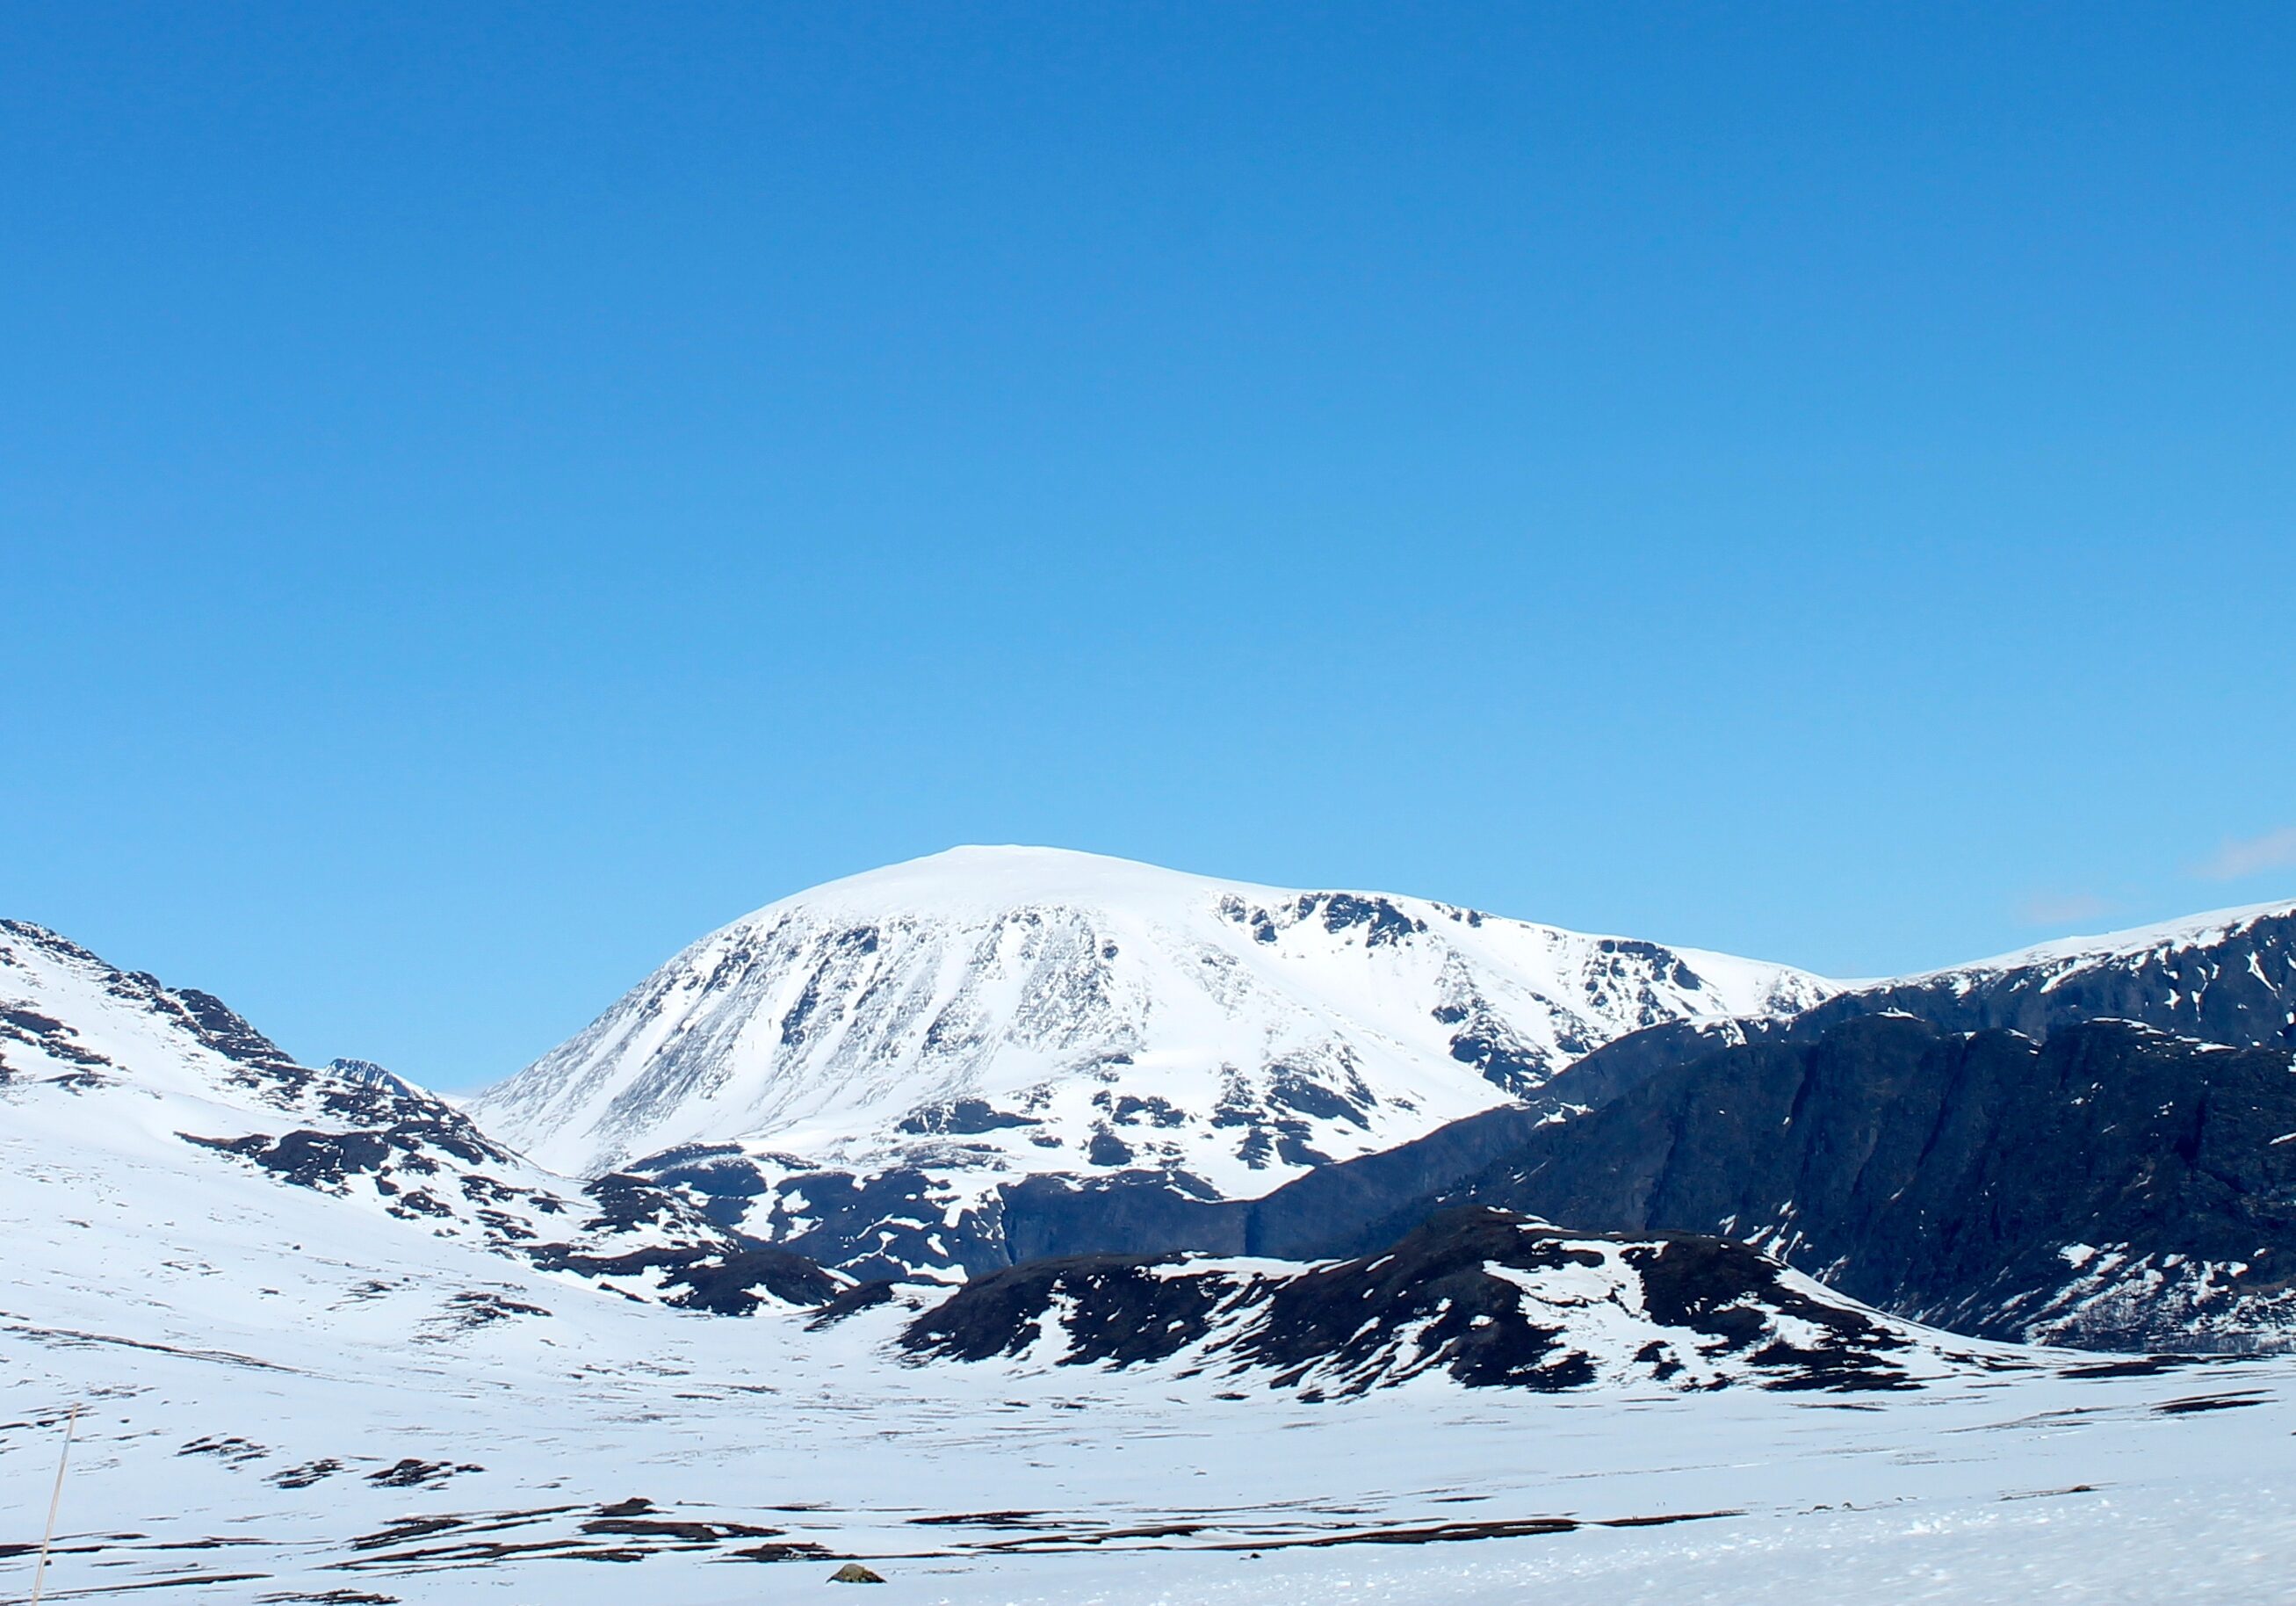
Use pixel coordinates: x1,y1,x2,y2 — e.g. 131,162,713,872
1914,899,2296,981
1786,895,2296,1065
470,848,1834,1248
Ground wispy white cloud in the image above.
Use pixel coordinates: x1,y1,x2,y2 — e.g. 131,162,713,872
2014,891,2116,927
2191,826,2296,883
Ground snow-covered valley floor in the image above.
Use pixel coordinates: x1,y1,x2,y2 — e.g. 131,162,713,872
6,1222,2292,1606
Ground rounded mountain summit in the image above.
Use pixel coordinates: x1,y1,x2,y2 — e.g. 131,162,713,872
471,847,1831,1277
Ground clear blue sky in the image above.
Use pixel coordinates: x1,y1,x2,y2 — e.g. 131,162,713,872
5,4,2292,1089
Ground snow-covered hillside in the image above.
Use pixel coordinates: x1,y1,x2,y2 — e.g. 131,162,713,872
0,919,838,1313
471,847,1830,1274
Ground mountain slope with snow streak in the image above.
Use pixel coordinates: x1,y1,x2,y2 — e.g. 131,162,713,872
470,847,1832,1276
1348,894,2296,1256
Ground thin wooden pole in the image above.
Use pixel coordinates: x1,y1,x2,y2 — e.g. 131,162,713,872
27,1403,79,1606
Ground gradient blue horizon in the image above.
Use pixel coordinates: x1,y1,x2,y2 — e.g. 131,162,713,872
5,4,2293,1089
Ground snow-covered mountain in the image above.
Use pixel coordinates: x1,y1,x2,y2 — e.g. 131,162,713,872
794,893,2296,1355
13,966,2282,1606
472,846,1832,1277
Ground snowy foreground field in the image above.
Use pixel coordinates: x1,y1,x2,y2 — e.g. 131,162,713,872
7,1296,2293,1606
5,1143,2293,1606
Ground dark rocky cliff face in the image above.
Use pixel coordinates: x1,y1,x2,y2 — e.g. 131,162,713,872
1421,1015,2296,1349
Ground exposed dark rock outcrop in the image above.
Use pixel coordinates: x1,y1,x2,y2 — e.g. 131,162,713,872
901,1206,1965,1394
533,1241,843,1314
1812,912,2296,1051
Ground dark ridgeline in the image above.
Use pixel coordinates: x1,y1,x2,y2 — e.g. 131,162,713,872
1396,1016,2296,1349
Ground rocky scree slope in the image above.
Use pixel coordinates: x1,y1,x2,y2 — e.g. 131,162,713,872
473,847,1830,1280
0,920,837,1313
